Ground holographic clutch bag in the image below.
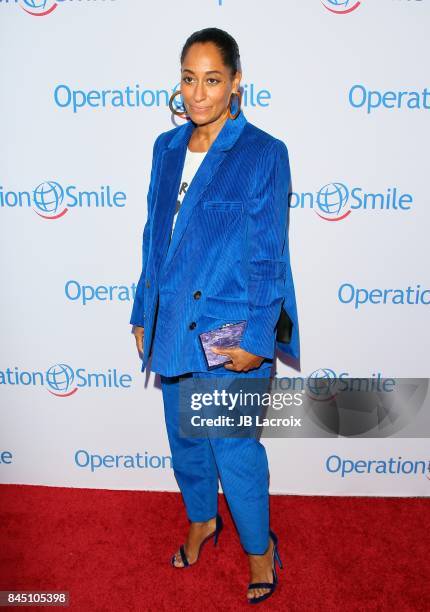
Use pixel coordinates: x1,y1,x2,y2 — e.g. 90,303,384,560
198,321,247,369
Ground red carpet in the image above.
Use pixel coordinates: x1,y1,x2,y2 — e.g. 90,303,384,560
0,484,429,611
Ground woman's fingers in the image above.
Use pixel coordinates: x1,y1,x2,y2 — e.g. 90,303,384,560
132,325,144,356
136,333,144,355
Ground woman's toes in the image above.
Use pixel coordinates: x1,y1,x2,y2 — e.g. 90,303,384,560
247,587,269,599
174,551,183,567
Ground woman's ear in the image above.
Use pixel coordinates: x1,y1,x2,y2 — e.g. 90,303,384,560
233,71,242,91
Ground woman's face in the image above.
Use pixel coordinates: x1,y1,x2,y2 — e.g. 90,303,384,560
180,41,241,126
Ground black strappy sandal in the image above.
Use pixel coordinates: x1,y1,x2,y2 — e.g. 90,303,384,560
171,513,224,568
247,529,283,604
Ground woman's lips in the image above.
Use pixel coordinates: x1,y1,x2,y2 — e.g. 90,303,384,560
190,105,210,112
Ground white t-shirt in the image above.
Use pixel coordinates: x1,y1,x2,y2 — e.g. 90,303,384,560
170,147,207,238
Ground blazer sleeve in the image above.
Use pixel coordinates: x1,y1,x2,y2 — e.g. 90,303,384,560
238,138,291,359
129,133,162,327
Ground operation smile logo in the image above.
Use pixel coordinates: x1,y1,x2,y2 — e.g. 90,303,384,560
320,0,361,14
0,180,126,219
304,368,393,402
0,363,132,395
326,454,430,479
1,0,116,17
291,182,413,221
53,81,270,114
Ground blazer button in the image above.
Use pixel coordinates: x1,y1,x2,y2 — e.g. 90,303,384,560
146,279,150,288
189,322,196,330
193,290,202,300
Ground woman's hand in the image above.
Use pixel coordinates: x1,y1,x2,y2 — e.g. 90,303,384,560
132,325,144,358
211,346,264,372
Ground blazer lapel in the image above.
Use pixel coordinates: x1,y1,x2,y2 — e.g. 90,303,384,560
153,110,248,278
150,144,189,277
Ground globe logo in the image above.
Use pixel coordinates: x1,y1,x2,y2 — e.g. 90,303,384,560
328,0,351,6
33,181,67,219
46,363,77,396
306,368,338,401
316,182,351,221
321,0,361,14
20,0,58,16
23,0,48,8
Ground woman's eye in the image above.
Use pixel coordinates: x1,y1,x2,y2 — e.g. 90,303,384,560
182,77,220,85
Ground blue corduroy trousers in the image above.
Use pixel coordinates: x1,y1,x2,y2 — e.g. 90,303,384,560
160,366,273,554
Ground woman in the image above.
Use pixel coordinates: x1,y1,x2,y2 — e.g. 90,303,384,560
130,28,299,604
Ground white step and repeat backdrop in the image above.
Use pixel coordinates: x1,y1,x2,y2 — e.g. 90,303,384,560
1,0,429,496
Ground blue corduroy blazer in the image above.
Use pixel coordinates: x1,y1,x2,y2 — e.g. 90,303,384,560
130,109,300,377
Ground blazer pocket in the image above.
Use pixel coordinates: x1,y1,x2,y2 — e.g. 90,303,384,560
203,200,243,212
203,295,249,320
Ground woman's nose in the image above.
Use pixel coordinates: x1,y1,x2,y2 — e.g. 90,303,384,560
193,81,206,101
